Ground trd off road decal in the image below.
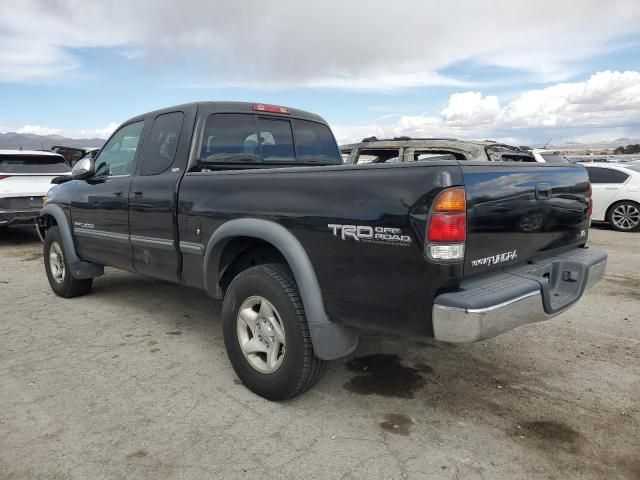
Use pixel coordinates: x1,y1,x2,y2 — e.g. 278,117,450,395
328,224,411,247
470,250,518,267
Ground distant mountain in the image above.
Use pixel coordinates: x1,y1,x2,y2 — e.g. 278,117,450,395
0,132,105,151
551,138,640,151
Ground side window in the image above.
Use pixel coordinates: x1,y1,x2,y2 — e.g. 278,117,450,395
587,167,629,184
354,149,400,164
94,121,144,177
257,118,295,162
139,112,184,176
201,114,259,164
501,154,536,162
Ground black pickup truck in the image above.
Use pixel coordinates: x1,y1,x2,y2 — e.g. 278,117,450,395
41,101,607,400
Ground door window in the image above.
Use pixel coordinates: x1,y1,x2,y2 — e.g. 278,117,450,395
587,167,629,184
94,121,144,177
139,112,184,175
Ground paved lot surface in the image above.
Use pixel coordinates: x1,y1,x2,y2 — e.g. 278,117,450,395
1,225,638,480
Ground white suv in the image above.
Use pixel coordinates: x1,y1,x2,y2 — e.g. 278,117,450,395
0,150,70,228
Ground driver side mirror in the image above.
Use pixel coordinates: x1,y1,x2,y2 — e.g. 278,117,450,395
72,156,95,180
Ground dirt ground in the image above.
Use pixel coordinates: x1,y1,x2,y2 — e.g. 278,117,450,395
0,225,638,480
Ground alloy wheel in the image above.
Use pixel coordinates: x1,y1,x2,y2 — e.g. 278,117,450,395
236,296,286,374
49,241,65,284
611,203,640,231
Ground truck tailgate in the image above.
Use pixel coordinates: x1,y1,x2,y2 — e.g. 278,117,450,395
461,162,591,278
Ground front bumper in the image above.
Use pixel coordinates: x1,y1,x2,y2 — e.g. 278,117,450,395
432,247,607,343
0,209,41,226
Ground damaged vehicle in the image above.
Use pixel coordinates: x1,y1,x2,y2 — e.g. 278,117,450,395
341,137,541,164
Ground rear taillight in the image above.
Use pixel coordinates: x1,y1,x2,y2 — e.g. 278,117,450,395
428,213,466,242
588,182,593,218
427,187,466,261
0,175,9,181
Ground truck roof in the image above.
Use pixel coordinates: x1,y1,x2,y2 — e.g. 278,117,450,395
123,101,328,126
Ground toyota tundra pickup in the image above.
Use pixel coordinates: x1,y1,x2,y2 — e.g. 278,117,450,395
40,101,607,400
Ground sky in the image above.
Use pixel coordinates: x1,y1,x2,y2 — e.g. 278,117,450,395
1,0,640,146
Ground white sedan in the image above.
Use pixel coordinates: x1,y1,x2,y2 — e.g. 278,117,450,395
0,150,70,228
585,163,640,232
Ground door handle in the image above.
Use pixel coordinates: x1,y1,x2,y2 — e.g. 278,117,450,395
112,189,124,198
132,191,143,198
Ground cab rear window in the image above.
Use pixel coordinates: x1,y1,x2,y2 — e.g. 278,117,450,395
0,155,70,173
199,114,340,167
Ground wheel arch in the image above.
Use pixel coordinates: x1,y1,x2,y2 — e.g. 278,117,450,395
40,203,104,279
604,198,640,232
203,218,357,360
41,204,80,262
605,198,640,221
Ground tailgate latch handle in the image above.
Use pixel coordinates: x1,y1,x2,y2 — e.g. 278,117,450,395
535,183,552,200
562,270,579,282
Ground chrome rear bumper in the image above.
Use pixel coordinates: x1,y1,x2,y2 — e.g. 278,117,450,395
432,247,607,343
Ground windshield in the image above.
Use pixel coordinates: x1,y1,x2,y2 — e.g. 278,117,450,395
0,155,71,173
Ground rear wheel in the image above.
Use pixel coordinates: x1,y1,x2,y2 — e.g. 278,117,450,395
607,201,640,232
44,226,93,297
222,264,325,400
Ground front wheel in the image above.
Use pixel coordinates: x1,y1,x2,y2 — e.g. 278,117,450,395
44,226,93,298
607,201,640,232
222,264,325,400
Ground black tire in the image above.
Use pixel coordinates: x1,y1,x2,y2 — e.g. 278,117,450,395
222,263,325,400
44,226,93,298
606,200,640,232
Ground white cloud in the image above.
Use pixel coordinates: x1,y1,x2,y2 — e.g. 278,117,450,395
16,125,62,136
336,71,640,144
76,123,119,139
1,0,639,88
499,70,640,128
441,92,500,126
